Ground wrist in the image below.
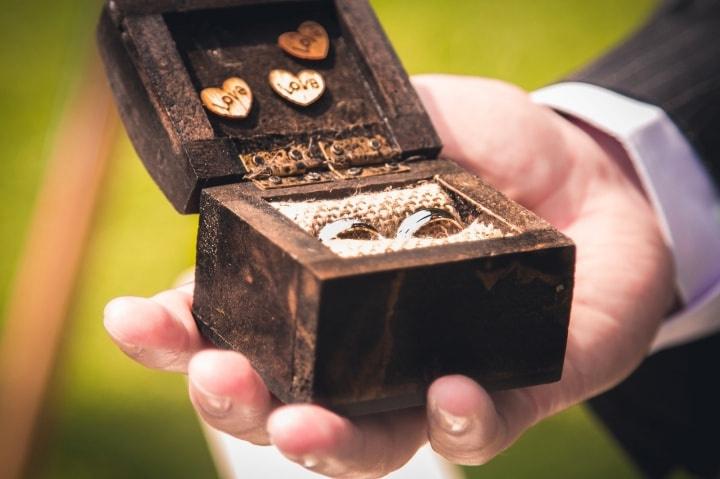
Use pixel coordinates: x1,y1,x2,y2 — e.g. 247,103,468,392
593,121,677,320
562,113,647,199
533,83,720,319
554,110,676,326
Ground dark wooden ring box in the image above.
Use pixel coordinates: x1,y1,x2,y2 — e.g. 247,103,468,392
97,0,575,416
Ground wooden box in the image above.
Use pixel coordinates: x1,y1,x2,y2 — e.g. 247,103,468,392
97,0,575,416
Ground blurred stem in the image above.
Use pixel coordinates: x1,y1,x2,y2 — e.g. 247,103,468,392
0,54,118,479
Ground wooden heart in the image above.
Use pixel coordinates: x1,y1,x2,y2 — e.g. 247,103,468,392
269,69,326,106
278,21,329,60
200,77,253,119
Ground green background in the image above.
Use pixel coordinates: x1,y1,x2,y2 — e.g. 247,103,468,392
0,0,666,477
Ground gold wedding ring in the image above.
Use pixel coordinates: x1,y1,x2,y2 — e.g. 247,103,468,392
318,218,383,242
395,208,464,240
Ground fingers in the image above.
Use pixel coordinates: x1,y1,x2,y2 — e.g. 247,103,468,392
426,375,539,465
188,350,277,445
268,405,426,478
103,286,204,373
106,287,279,445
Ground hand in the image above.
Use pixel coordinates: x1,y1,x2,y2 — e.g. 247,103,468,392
103,75,674,477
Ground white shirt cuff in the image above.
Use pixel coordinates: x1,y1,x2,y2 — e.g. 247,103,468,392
531,82,720,353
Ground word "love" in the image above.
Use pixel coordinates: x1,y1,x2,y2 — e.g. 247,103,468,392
269,69,326,106
200,77,253,119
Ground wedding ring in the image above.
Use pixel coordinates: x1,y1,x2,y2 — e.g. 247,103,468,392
395,208,464,240
318,218,382,242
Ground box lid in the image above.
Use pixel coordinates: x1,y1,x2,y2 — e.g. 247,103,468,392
97,0,442,213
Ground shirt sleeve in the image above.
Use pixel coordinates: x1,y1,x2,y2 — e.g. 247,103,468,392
531,81,720,354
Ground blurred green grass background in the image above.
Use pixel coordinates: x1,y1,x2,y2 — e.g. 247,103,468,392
0,0,657,477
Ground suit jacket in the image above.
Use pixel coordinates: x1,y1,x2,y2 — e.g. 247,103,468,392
571,1,720,477
570,0,720,184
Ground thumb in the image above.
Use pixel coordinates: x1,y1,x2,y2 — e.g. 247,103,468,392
426,375,541,465
412,74,572,209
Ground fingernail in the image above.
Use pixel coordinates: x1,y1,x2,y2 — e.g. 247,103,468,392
191,379,232,418
435,407,471,435
105,330,182,369
113,339,145,358
103,298,141,354
281,453,322,469
301,455,320,468
104,321,145,358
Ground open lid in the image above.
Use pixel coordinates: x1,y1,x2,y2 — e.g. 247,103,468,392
97,0,442,213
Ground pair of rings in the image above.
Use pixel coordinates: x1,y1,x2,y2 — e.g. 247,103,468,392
318,208,464,242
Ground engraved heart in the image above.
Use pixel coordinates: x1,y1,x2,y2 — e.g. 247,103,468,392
269,69,326,107
200,77,253,119
278,21,329,60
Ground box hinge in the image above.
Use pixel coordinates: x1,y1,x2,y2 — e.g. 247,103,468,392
239,135,410,190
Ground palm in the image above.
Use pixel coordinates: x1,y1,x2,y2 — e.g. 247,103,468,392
104,75,673,477
408,75,673,463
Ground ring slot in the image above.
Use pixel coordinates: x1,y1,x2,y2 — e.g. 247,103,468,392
318,218,383,242
395,208,465,240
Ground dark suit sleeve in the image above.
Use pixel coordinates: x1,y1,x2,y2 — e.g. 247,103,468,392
574,3,720,477
569,0,720,183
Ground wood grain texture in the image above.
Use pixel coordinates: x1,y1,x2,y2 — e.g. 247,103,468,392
99,0,575,416
193,161,574,415
98,8,246,212
335,0,442,157
98,0,442,213
112,0,313,15
122,14,214,144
